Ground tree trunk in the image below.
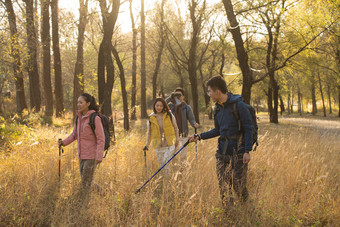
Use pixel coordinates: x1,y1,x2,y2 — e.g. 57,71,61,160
159,85,165,98
267,84,272,117
102,38,115,117
287,91,291,114
98,43,105,104
222,0,252,104
112,46,130,131
152,0,165,100
41,0,53,117
301,93,304,114
200,48,218,120
103,42,114,125
263,7,281,124
338,85,340,117
24,0,41,112
51,0,64,117
187,0,204,124
4,0,28,114
97,41,115,137
73,0,88,118
174,60,185,88
336,45,340,117
298,85,302,116
311,73,317,115
255,97,260,113
317,71,326,117
140,0,147,118
0,82,4,113
188,54,200,123
327,84,332,114
265,21,278,123
34,0,41,89
97,0,120,136
270,73,279,123
199,69,212,119
291,91,294,113
129,0,137,120
219,53,225,77
151,38,165,100
279,95,285,115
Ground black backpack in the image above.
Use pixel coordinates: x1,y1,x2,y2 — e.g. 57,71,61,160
214,102,259,151
75,113,111,157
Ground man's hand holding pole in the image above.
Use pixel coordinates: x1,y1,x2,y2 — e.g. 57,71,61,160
188,134,200,143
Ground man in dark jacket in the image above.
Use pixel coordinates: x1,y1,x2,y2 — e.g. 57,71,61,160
189,76,253,207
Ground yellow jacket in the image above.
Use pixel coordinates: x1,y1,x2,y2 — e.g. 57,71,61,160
146,112,179,148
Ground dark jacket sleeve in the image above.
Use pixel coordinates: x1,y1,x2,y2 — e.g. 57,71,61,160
200,116,220,140
237,101,253,151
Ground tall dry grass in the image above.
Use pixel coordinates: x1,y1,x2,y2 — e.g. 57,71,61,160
0,117,339,226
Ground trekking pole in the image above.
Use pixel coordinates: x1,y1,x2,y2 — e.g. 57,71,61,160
144,150,147,176
195,128,198,160
58,139,64,177
135,141,189,194
103,149,108,158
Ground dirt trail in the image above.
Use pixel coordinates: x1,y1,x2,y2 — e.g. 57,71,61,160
259,116,340,139
281,117,340,130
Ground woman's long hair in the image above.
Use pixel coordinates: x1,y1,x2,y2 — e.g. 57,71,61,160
153,97,171,117
80,93,100,114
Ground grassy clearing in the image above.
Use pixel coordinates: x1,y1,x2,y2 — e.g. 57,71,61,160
0,116,339,226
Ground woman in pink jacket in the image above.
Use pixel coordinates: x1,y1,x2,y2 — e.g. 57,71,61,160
59,93,105,194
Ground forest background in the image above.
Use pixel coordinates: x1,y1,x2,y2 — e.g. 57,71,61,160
0,0,339,226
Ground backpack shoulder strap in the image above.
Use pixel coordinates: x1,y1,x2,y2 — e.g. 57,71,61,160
181,104,188,119
89,112,98,136
169,102,175,113
231,102,241,131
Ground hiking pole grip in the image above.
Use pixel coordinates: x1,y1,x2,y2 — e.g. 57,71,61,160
135,141,190,194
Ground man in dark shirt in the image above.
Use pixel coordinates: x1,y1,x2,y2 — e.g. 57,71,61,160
189,76,253,208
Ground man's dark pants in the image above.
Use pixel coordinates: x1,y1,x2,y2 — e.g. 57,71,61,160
215,151,249,207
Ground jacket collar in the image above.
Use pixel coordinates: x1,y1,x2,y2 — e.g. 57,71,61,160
77,110,96,118
216,92,234,108
149,112,166,117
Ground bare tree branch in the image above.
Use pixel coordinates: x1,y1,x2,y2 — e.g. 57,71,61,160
275,22,337,72
164,22,189,63
235,0,280,16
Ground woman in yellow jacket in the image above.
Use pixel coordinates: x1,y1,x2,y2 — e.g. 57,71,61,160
143,97,180,175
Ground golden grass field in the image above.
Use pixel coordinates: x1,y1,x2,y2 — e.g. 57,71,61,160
0,115,339,226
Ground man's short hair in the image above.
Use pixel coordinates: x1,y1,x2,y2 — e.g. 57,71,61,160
175,87,185,96
207,76,228,94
